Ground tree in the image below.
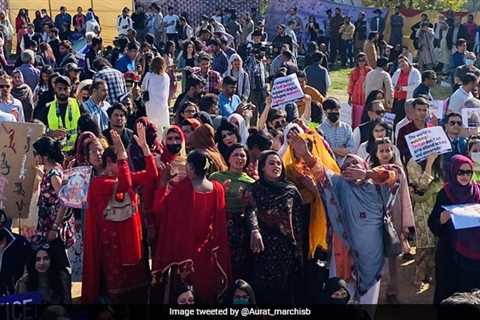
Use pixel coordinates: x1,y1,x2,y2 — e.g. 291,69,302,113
362,0,466,11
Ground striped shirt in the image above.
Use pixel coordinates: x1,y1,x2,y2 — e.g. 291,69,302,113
319,120,355,165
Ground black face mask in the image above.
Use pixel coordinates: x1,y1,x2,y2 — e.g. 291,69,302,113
166,143,182,154
327,112,340,123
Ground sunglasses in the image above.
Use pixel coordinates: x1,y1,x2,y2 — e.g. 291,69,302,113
375,110,385,115
457,169,473,176
449,121,462,126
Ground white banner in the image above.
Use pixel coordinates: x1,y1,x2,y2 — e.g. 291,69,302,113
406,126,452,162
271,74,304,107
443,204,480,230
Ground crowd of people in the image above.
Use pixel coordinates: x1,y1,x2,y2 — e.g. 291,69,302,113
0,3,480,307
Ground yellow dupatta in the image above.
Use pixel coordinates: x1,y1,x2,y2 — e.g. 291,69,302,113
283,131,340,259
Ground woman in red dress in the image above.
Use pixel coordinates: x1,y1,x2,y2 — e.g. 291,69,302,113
347,52,372,129
152,150,231,303
82,123,158,303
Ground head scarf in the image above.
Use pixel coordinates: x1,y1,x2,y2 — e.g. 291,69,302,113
129,117,162,171
320,277,351,304
278,122,305,157
188,124,228,172
445,155,480,204
161,125,187,164
183,118,201,132
86,11,95,21
228,113,249,145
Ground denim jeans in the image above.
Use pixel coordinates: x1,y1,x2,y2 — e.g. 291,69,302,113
341,39,354,66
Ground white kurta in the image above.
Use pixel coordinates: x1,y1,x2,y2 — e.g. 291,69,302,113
142,72,170,134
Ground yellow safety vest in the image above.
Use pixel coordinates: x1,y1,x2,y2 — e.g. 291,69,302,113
47,98,81,152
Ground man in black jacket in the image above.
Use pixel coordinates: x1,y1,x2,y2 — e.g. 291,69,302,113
0,210,32,296
447,16,468,51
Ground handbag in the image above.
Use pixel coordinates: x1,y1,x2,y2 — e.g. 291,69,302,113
376,185,402,258
103,186,136,222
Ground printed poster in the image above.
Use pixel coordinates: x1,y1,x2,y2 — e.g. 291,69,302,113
0,122,44,218
271,73,304,107
405,126,452,162
58,166,93,209
443,204,480,230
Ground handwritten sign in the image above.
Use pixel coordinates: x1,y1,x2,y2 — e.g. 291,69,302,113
271,74,304,107
462,108,480,128
405,126,452,162
443,204,480,230
58,166,92,209
0,122,44,218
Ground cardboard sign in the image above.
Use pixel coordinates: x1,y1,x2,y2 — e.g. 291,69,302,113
0,291,42,304
405,126,452,162
58,166,93,209
462,108,480,128
271,74,304,107
443,204,480,230
0,122,44,219
431,100,445,120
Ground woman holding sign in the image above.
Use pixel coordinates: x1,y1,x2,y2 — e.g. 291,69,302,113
428,155,480,304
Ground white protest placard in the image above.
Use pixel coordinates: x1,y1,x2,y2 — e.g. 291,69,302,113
443,204,480,230
271,73,304,107
462,108,480,128
405,126,452,162
383,112,396,127
430,100,445,120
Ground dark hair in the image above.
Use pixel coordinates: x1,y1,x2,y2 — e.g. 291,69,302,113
187,149,210,178
463,72,478,85
224,144,249,170
311,51,325,64
376,56,389,68
296,70,306,79
368,32,378,40
91,36,102,48
446,112,462,122
175,101,198,124
165,40,175,55
223,75,237,86
127,42,139,51
207,38,220,47
91,79,107,91
413,97,430,108
26,247,66,301
33,136,64,164
422,70,436,82
187,75,206,91
181,40,196,59
59,40,72,51
468,135,480,151
198,54,211,63
93,57,112,70
366,99,383,112
369,137,395,167
102,147,117,168
229,279,256,304
199,93,218,113
39,65,54,87
456,38,467,47
215,120,241,161
281,50,293,60
366,120,392,154
107,103,129,118
77,114,101,137
323,98,340,111
246,128,273,151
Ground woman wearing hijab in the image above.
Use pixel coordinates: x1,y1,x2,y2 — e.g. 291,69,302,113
188,124,228,174
287,132,399,303
157,125,188,190
228,113,249,145
428,155,480,304
11,70,34,122
215,120,241,162
319,277,350,304
152,150,231,303
407,153,443,290
211,144,256,281
223,54,250,101
82,124,157,303
244,150,304,304
128,117,162,172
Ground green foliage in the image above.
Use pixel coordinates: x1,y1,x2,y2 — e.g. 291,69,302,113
361,0,466,11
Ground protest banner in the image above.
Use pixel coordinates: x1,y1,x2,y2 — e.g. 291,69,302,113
58,166,93,209
462,108,480,128
271,73,304,107
443,204,480,230
405,126,452,162
431,100,445,120
0,291,42,304
0,122,44,219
